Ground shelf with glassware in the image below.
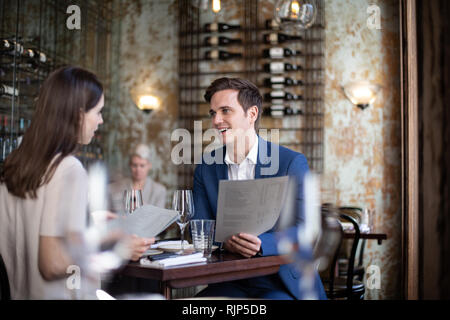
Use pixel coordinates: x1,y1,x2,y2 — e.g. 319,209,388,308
0,0,113,169
178,0,324,182
178,20,325,36
0,38,105,166
0,36,52,165
178,17,324,123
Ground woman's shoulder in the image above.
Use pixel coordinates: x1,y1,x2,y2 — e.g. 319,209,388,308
58,155,84,169
53,155,86,178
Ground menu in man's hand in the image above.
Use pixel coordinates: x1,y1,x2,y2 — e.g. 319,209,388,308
107,204,178,238
214,176,289,242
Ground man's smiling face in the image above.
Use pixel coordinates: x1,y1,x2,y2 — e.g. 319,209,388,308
209,89,257,145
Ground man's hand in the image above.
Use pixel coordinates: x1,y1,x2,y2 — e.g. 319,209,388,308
223,233,261,258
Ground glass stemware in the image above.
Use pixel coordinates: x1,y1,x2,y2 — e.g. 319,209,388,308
123,189,143,214
172,190,195,254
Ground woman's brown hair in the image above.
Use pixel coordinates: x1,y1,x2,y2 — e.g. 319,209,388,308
0,66,103,199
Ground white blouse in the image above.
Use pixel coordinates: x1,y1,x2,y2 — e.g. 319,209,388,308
0,156,88,299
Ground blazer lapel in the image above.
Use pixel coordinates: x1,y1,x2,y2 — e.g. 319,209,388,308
215,145,228,181
256,136,271,179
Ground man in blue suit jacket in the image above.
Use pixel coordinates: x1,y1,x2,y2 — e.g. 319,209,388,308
193,77,326,300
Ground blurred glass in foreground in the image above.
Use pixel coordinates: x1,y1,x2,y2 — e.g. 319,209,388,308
63,162,138,299
276,172,341,300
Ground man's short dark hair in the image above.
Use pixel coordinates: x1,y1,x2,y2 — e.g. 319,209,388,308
204,77,262,128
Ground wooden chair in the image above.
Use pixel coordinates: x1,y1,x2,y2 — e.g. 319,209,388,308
338,207,366,282
323,214,365,300
0,254,11,300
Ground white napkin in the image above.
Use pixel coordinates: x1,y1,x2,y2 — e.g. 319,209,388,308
139,252,206,268
150,240,189,249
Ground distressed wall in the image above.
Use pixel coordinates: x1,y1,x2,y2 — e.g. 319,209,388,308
106,0,179,207
324,0,401,299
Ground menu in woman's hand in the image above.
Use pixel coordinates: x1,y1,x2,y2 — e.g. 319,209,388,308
107,204,178,238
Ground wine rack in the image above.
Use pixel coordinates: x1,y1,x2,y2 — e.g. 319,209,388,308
0,0,112,168
177,0,325,188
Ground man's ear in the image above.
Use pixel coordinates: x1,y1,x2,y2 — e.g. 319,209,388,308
249,105,259,124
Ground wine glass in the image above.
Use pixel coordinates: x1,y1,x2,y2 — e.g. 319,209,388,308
123,189,143,214
172,190,195,254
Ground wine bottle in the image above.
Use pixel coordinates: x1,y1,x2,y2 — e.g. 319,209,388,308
204,36,242,46
263,77,304,88
262,47,302,59
263,105,303,117
3,61,39,73
23,48,47,64
0,39,23,56
204,49,242,61
264,90,303,101
17,118,25,147
263,62,301,73
1,39,11,51
204,22,241,33
0,84,19,97
2,116,11,160
263,33,303,44
265,19,281,30
11,119,18,152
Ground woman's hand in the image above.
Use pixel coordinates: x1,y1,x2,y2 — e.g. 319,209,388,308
126,235,155,261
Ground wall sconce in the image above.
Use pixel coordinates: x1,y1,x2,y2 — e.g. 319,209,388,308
136,95,160,114
192,0,221,13
343,81,380,110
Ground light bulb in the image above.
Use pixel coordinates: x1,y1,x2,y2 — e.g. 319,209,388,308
291,1,300,17
212,0,221,13
191,0,221,13
274,0,317,30
138,95,160,112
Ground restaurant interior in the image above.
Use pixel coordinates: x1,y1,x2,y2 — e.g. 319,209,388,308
0,0,449,301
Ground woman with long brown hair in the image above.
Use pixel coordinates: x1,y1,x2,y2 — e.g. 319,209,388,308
0,66,153,299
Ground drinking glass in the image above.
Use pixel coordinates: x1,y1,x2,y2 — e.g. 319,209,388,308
190,219,215,258
123,189,143,214
172,190,195,254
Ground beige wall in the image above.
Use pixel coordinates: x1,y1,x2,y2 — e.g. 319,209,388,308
106,0,179,208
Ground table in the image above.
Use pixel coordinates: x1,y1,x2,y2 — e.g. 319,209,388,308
121,252,288,299
343,231,387,245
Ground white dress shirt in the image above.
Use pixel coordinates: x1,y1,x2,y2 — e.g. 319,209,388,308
224,137,259,181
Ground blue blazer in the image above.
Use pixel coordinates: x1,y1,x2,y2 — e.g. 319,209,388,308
193,137,327,300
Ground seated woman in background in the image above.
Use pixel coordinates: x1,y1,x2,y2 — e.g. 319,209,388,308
109,144,167,212
0,66,153,299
